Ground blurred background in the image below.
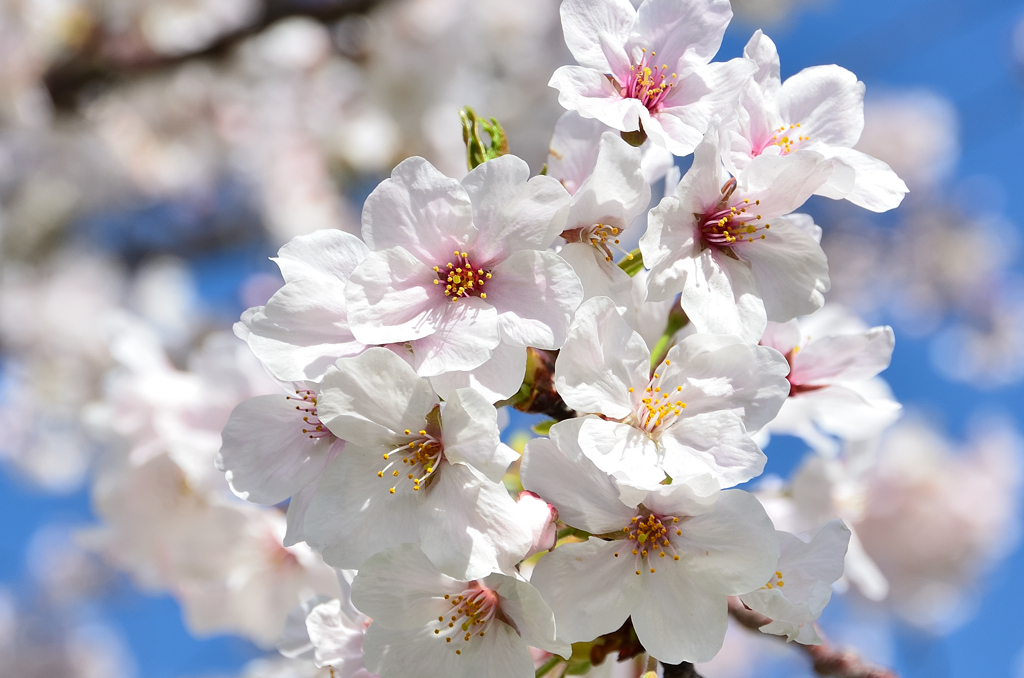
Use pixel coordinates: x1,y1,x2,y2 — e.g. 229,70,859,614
1,0,1023,676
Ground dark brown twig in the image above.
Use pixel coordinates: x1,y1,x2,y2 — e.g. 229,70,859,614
727,597,899,678
44,0,384,110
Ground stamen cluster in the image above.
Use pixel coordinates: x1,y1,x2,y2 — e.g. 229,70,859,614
433,251,491,301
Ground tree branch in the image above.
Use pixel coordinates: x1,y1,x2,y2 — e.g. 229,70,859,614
727,598,898,678
661,661,705,678
43,0,385,111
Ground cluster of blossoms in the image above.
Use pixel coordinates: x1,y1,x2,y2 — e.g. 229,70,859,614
214,0,913,675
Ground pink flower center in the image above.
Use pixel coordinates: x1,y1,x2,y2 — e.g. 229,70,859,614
783,347,829,397
621,48,677,114
433,251,491,302
434,583,501,655
750,124,810,158
613,509,682,575
287,389,333,439
700,180,771,249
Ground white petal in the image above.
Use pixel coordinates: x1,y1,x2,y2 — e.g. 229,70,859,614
520,417,636,533
777,65,865,148
825,147,908,212
462,155,570,264
659,411,766,487
408,297,500,376
559,242,635,310
631,570,727,664
429,341,528,403
631,0,732,70
486,250,583,350
559,0,636,73
491,574,570,657
679,248,768,343
529,539,640,644
306,599,372,670
345,247,444,345
578,417,668,500
792,325,894,384
318,348,438,446
547,111,606,195
555,296,649,419
350,543,460,630
362,156,476,264
549,65,645,133
567,132,651,230
440,387,517,483
743,30,781,88
218,394,343,505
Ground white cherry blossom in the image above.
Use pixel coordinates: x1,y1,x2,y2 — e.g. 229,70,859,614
555,297,790,495
549,0,755,155
721,31,907,212
739,519,851,644
641,130,832,342
758,305,901,453
522,419,779,664
344,155,581,379
351,544,569,678
303,348,531,580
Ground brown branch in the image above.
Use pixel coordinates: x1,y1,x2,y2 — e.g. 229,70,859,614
727,597,899,678
661,661,705,678
43,0,385,111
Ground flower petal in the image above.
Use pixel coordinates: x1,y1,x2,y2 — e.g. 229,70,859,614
440,387,518,483
350,543,460,630
429,341,528,403
559,0,636,73
631,569,727,664
408,297,500,376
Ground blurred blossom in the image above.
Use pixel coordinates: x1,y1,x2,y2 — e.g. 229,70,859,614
729,0,822,24
239,656,333,678
856,417,1022,631
140,0,261,56
855,92,959,193
26,524,114,603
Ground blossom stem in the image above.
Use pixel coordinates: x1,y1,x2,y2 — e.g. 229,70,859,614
535,655,563,677
649,305,689,369
727,597,899,678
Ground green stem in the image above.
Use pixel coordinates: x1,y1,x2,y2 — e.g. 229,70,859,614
535,655,563,678
618,249,644,277
649,307,689,369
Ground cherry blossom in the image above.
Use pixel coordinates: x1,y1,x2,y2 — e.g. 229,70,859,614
344,155,581,380
720,31,908,212
641,130,832,342
549,0,755,155
351,544,569,678
739,519,851,644
522,418,779,664
303,348,532,580
555,297,790,496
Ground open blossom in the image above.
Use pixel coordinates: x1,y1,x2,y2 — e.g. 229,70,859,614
303,348,532,580
522,419,779,664
758,305,901,453
217,382,345,545
739,519,851,644
641,131,832,342
549,0,754,155
344,155,581,380
555,297,789,496
279,581,376,678
720,31,907,212
351,544,569,678
554,130,651,309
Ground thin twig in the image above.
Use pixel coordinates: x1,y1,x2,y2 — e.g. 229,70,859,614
727,597,899,678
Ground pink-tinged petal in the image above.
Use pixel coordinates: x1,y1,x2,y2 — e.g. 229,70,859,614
560,0,636,73
631,0,732,70
345,247,444,345
792,325,894,385
651,59,756,157
520,418,636,533
674,490,779,594
796,380,902,442
461,155,570,264
737,215,829,323
555,296,649,419
778,65,865,149
550,65,645,133
217,394,343,505
631,570,727,664
760,319,801,356
486,250,583,350
305,599,374,672
659,411,767,487
318,348,438,446
547,111,605,194
408,297,499,376
641,195,700,302
679,248,768,343
440,387,517,483
740,150,833,218
419,461,533,580
429,341,528,403
743,30,781,90
362,156,475,264
559,242,634,309
825,147,908,212
661,335,790,430
304,447,422,571
350,544,460,630
516,491,560,559
529,539,640,643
